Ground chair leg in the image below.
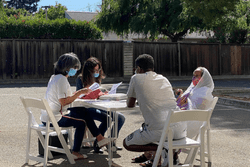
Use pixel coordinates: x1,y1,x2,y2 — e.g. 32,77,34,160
184,147,199,166
43,132,50,167
207,129,212,166
26,126,32,164
200,131,205,167
57,131,75,164
37,131,53,159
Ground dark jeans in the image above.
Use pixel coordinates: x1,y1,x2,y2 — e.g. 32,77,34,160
43,107,101,152
87,108,125,137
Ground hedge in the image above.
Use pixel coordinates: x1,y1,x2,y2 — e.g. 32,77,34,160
0,17,103,39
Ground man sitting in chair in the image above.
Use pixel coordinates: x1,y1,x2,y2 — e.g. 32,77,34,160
123,54,187,167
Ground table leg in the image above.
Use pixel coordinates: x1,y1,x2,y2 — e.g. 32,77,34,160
108,110,112,167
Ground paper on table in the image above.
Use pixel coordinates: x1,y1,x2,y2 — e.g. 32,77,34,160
89,82,100,91
109,82,122,94
78,82,100,98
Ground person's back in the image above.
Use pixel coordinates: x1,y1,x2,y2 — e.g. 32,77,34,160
129,71,177,130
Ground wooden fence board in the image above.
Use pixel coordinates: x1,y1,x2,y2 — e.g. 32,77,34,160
241,45,250,75
0,40,13,79
2,40,250,81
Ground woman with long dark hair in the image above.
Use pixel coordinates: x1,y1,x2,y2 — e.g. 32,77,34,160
76,57,125,153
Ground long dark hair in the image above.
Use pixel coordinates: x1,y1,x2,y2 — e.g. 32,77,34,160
81,57,105,87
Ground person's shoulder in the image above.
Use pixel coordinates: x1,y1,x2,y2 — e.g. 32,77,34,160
52,74,64,81
154,73,170,81
55,74,68,84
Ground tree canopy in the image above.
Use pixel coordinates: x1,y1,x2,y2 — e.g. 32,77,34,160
206,0,250,44
96,0,242,42
5,0,40,13
181,0,240,29
36,3,67,20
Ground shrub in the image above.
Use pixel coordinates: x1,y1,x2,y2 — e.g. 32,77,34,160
0,17,103,40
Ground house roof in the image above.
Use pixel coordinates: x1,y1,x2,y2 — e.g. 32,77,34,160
65,11,98,21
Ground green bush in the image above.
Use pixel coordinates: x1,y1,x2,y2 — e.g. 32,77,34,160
0,17,103,40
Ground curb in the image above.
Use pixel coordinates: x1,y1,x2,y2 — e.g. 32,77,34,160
217,97,250,109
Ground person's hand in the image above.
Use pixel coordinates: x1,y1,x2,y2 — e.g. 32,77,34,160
80,88,92,94
175,89,183,96
179,96,187,106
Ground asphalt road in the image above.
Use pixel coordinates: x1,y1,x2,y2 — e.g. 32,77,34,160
0,81,249,167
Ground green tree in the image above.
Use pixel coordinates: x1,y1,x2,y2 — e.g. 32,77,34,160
205,0,250,44
47,3,67,20
0,0,3,9
96,0,204,42
5,0,40,13
36,3,67,20
4,7,29,17
181,0,241,29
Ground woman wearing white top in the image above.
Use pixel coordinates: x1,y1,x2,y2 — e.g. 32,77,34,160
40,53,112,160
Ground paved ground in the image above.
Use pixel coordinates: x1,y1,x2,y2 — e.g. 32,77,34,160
1,76,250,167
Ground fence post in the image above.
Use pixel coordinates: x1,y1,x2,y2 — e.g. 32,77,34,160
178,42,181,76
123,41,133,77
12,39,15,79
219,43,221,75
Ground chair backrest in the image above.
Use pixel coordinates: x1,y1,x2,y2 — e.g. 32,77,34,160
20,96,61,131
20,96,47,126
208,97,218,118
206,97,218,128
169,109,212,125
162,108,212,140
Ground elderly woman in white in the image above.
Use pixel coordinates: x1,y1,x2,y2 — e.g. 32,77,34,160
176,66,214,138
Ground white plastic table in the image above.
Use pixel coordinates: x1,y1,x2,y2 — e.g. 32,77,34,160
72,99,138,167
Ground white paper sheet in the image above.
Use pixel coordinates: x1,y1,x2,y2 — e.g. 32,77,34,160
109,82,122,94
89,82,100,91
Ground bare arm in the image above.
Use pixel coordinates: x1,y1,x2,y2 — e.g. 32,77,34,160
59,88,91,106
127,97,136,108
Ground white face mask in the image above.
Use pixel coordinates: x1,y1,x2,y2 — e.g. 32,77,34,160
134,70,137,74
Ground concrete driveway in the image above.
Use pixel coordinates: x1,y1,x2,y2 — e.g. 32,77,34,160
0,81,249,167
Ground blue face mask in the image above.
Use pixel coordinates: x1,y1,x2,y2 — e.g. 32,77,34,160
93,73,99,78
67,68,77,76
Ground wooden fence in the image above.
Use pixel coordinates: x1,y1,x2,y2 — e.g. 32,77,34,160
0,39,124,80
1,40,250,82
133,41,250,76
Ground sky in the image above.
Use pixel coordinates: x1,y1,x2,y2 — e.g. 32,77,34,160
37,0,102,12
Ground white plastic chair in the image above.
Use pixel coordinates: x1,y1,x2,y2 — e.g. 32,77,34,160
152,108,213,167
182,96,218,166
20,96,75,167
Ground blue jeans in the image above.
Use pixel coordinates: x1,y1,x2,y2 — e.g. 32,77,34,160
43,107,101,152
87,108,125,137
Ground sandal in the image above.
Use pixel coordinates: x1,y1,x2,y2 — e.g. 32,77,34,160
139,159,161,167
132,154,148,163
72,152,88,161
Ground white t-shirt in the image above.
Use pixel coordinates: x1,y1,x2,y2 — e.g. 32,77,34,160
40,74,72,122
127,71,179,130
